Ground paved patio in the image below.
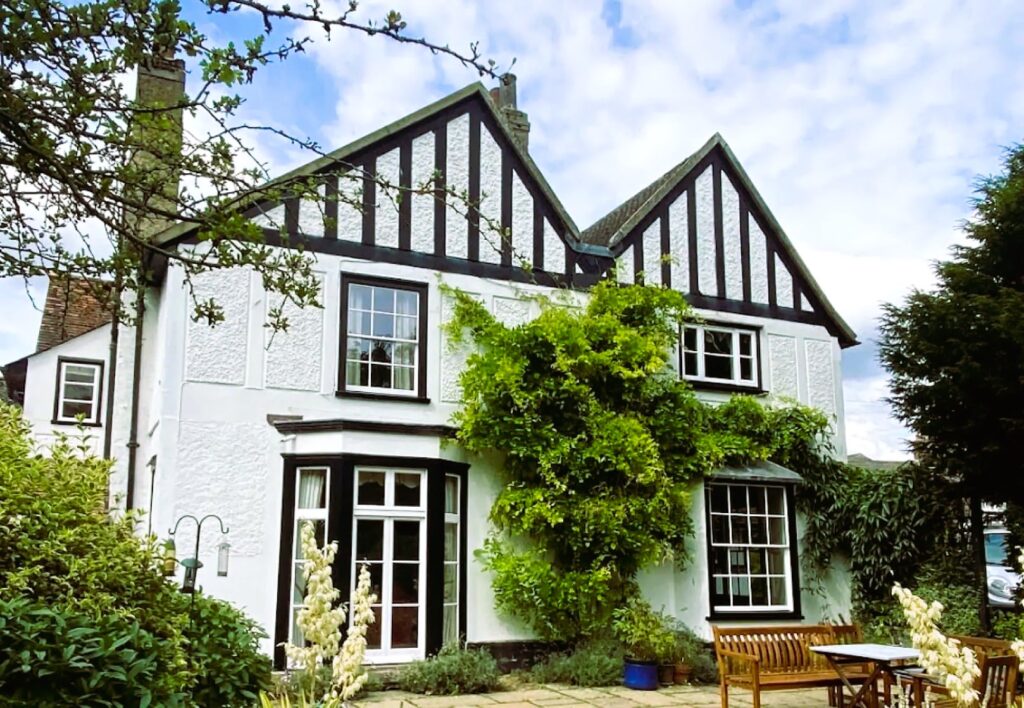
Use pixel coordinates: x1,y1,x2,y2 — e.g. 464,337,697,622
354,684,828,707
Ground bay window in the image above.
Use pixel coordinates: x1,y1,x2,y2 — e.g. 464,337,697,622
276,456,467,668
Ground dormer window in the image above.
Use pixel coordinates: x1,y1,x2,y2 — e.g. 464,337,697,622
682,324,759,389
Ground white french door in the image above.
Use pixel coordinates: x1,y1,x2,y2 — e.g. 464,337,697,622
351,467,427,663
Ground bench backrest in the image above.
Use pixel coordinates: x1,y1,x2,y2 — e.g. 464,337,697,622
713,624,858,674
949,635,1014,659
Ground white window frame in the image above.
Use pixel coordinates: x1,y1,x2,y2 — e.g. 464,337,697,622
707,482,794,614
682,324,758,388
288,466,332,652
55,359,103,424
443,474,460,647
343,282,422,398
351,467,428,663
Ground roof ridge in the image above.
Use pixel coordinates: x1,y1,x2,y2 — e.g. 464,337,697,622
580,134,721,248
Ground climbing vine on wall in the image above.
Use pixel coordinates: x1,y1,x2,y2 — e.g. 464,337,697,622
445,281,850,642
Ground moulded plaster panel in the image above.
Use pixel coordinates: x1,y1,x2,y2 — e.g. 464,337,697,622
174,420,270,557
642,219,662,286
775,254,793,308
445,114,470,260
410,131,436,254
492,295,532,328
336,170,364,242
802,294,815,313
511,171,533,268
296,183,326,237
668,192,690,292
375,148,401,249
542,218,564,274
185,267,249,385
695,166,717,295
722,174,742,300
749,216,770,304
805,339,837,417
478,125,503,265
250,203,285,231
264,274,324,391
768,334,799,400
617,246,634,284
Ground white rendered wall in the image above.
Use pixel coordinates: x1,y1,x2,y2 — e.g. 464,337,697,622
140,246,848,655
20,325,109,456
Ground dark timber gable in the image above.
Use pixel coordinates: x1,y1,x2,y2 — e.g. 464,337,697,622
585,136,857,347
208,85,583,287
154,88,855,346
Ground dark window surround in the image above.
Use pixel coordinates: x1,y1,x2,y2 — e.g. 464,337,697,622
679,321,764,394
274,454,468,669
51,356,105,427
337,273,429,402
703,481,802,622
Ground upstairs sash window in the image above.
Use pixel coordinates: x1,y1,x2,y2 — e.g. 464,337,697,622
682,325,758,388
340,276,427,399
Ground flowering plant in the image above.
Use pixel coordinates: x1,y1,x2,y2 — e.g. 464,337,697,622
283,521,378,705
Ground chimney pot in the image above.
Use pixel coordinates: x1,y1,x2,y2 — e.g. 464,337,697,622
490,74,530,153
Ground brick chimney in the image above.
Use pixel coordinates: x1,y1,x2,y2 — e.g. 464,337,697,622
489,74,530,152
129,51,186,240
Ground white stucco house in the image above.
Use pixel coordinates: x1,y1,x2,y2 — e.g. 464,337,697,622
5,62,858,668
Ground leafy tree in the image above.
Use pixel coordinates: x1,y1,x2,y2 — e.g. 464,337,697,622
446,281,847,640
879,143,1024,627
1,0,501,327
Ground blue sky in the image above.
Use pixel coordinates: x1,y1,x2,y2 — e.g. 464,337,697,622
2,0,1023,459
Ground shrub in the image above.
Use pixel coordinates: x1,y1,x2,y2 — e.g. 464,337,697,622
397,644,500,695
530,639,623,686
0,596,181,707
183,593,272,706
0,405,271,704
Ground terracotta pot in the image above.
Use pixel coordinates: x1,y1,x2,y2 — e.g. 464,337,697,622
658,663,675,685
674,662,692,684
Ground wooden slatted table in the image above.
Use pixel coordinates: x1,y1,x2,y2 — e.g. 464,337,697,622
811,643,921,707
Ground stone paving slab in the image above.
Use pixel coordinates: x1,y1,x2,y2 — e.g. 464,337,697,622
354,684,831,707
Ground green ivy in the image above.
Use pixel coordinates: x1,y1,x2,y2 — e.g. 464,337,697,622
446,281,852,641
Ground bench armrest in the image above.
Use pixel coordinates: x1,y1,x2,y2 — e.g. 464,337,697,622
716,648,760,680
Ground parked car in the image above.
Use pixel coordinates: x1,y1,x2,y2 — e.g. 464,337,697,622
985,528,1020,609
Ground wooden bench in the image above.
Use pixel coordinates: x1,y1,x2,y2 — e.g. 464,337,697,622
713,624,870,708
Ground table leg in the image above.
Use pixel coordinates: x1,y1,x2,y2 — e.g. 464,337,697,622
827,657,883,708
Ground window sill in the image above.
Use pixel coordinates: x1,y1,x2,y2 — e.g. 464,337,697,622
683,379,767,395
336,390,431,404
707,610,803,622
51,419,102,428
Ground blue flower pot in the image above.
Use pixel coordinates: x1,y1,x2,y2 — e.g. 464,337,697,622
623,658,659,690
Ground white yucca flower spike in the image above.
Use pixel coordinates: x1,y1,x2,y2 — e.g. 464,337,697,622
284,521,346,698
892,583,981,707
331,563,378,702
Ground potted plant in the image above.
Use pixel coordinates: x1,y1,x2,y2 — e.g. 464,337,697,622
670,630,694,685
611,599,676,691
670,622,715,685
